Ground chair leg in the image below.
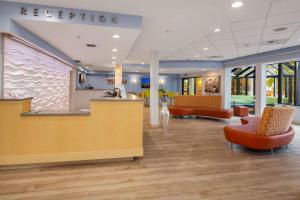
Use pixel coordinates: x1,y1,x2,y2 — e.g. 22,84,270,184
270,148,274,155
286,144,288,149
230,143,233,151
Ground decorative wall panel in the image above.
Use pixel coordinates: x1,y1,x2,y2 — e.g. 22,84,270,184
3,37,72,111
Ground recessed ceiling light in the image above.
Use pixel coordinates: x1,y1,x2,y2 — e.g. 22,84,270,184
195,54,200,58
112,56,117,59
112,48,118,52
112,61,116,64
214,28,220,33
273,27,288,32
202,69,206,71
135,70,138,73
203,47,208,51
86,44,96,47
112,34,121,39
141,62,145,65
231,1,243,8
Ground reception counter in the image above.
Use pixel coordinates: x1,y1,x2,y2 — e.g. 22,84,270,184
0,95,143,166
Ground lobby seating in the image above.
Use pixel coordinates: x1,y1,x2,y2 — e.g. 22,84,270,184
168,95,233,119
224,106,295,153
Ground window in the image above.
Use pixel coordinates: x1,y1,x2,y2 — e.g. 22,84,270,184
182,77,202,95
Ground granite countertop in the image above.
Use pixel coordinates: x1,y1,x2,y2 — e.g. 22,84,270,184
21,109,91,116
91,93,143,102
0,97,33,101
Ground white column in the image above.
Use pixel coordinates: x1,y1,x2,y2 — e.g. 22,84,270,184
222,67,232,109
0,33,3,98
150,50,159,126
114,64,122,89
255,63,267,116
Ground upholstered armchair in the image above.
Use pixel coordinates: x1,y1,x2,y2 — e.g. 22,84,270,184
224,106,295,154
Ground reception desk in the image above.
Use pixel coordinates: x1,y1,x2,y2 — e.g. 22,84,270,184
0,95,143,166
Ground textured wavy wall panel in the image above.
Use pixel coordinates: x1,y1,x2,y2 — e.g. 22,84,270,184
3,37,72,111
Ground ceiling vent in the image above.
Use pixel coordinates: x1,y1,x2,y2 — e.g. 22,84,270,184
74,60,81,63
86,44,97,47
273,27,287,32
261,39,288,45
207,55,223,59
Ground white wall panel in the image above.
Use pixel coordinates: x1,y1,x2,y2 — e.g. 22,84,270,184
3,37,72,111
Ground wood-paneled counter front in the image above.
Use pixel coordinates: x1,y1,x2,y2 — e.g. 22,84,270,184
0,95,143,166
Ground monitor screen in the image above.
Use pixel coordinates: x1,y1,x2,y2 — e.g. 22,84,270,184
141,78,150,88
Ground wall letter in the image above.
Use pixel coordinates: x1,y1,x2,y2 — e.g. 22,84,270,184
45,9,52,17
111,16,119,24
69,12,76,19
20,7,27,15
80,13,86,21
58,10,63,19
33,8,39,16
99,15,106,22
90,14,94,21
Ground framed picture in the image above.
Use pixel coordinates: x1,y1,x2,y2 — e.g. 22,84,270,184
107,79,127,85
205,76,220,93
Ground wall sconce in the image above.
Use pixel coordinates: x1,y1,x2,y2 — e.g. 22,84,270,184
159,79,165,85
115,64,121,74
132,78,137,86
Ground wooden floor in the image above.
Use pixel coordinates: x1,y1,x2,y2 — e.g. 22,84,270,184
1,108,300,200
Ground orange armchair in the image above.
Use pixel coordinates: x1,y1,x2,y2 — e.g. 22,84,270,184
224,106,295,154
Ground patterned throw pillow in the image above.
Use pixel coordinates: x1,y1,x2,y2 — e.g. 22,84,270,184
257,106,295,136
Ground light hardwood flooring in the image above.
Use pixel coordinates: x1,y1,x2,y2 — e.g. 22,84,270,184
0,108,300,200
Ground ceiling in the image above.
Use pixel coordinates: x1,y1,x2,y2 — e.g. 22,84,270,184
14,19,141,71
7,0,300,73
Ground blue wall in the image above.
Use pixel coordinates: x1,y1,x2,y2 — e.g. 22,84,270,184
79,73,181,94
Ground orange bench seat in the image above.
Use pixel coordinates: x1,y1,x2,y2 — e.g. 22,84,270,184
169,106,233,119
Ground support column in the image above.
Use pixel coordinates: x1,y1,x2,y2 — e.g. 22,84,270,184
114,64,122,89
295,61,300,106
255,63,267,116
150,50,159,126
222,67,232,109
0,33,4,98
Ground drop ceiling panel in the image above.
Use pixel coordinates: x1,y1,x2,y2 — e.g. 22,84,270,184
235,36,261,47
234,29,262,39
259,44,283,52
267,12,300,26
207,32,234,41
262,32,294,41
231,18,265,32
283,30,300,47
269,0,300,16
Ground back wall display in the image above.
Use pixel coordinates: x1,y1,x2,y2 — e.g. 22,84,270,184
205,76,220,93
107,78,127,85
141,78,150,88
